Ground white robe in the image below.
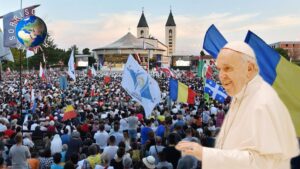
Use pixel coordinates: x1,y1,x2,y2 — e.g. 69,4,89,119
203,75,299,169
51,134,63,155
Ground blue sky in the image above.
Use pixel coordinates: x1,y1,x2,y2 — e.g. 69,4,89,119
1,0,300,55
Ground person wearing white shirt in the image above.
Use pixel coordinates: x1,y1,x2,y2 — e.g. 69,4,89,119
103,135,119,161
23,134,35,148
109,122,124,146
94,124,109,151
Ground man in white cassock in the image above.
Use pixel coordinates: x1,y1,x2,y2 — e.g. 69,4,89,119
176,41,299,169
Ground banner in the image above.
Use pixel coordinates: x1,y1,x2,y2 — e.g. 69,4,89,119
2,5,39,48
121,55,161,117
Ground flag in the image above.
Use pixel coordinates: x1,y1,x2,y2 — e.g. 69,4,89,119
68,49,76,81
90,85,95,97
205,65,213,79
204,93,210,103
245,31,300,136
121,55,161,117
98,55,104,70
59,76,68,90
204,79,228,103
6,67,11,75
197,59,204,77
2,5,39,48
202,63,208,78
169,78,196,104
91,66,97,76
160,66,175,78
185,71,195,79
62,105,77,121
99,62,102,70
203,24,227,58
0,29,14,62
87,68,92,78
42,53,46,62
39,62,45,80
31,101,37,113
134,53,142,64
26,49,34,58
155,65,160,73
104,76,111,84
31,88,35,103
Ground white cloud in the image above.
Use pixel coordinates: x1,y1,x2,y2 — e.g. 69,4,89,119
47,12,300,55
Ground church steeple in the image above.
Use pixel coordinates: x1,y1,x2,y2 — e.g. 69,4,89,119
137,10,149,28
165,10,176,56
137,9,149,38
166,10,176,26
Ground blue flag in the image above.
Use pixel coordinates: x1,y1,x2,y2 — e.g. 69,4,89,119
245,31,300,137
204,79,228,103
203,24,228,58
121,55,161,117
169,78,178,101
31,101,37,113
60,76,68,90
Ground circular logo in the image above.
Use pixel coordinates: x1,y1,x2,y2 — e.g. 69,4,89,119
16,15,47,48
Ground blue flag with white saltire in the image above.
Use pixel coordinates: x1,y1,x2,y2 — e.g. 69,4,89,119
121,55,161,117
203,24,228,59
204,79,228,103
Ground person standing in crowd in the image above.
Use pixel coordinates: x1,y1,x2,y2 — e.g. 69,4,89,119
0,157,8,169
94,124,109,152
163,133,181,169
65,131,82,161
103,135,119,161
127,112,138,142
141,119,153,145
51,134,63,155
8,133,31,169
109,121,124,146
176,41,299,169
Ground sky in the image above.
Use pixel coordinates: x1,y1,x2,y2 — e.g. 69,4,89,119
1,0,300,55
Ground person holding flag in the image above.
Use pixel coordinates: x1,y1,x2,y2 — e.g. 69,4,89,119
176,40,299,168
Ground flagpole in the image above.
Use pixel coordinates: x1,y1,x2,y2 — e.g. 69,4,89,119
0,60,2,81
148,49,150,73
19,0,23,116
26,57,29,73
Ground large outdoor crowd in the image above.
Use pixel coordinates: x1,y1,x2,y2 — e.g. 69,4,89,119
0,66,247,169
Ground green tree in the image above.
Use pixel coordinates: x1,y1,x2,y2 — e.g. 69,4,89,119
83,48,91,55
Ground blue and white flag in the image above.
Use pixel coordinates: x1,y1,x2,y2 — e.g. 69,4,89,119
68,49,76,81
204,79,228,103
122,55,161,117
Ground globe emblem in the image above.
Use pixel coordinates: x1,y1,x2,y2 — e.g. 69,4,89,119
15,15,47,48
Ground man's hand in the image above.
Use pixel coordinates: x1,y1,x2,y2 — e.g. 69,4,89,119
175,141,203,161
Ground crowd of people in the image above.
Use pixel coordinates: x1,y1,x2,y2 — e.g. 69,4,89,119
0,65,230,169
